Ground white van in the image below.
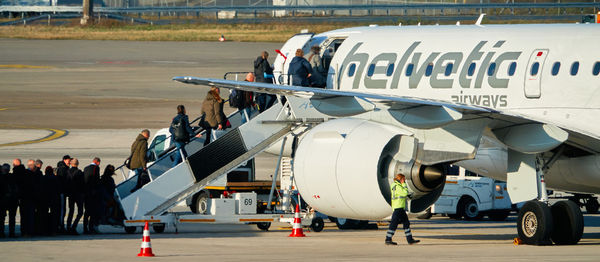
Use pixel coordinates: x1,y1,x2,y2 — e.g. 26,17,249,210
421,166,513,221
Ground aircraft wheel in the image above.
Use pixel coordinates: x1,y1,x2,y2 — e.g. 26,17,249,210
310,217,324,232
517,200,553,245
551,200,583,245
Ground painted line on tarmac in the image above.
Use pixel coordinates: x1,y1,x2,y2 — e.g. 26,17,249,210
0,64,54,69
0,126,68,147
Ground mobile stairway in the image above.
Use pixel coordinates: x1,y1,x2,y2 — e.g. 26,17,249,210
112,100,324,233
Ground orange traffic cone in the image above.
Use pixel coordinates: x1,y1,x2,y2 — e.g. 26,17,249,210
288,204,306,237
137,222,155,257
219,35,226,42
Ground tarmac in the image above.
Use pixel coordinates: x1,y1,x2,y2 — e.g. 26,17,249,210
1,39,599,261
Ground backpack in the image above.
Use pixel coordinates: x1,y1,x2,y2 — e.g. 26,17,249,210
171,115,188,142
229,90,243,108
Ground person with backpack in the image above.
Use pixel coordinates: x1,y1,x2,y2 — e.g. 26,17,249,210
169,105,198,166
202,87,225,146
254,51,276,112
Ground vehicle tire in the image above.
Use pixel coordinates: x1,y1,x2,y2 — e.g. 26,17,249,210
517,200,553,245
488,210,510,221
124,226,137,234
461,197,483,220
417,207,433,220
256,222,271,231
190,192,209,214
336,218,360,230
550,200,584,245
152,223,166,234
310,217,324,232
585,198,599,214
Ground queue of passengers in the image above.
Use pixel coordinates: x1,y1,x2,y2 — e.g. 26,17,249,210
0,157,119,238
2,49,327,238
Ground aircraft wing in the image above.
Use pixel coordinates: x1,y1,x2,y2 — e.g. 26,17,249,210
173,76,600,154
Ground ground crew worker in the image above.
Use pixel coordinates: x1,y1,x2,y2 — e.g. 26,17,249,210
385,173,420,245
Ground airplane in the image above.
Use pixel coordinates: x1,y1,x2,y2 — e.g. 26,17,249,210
174,22,600,246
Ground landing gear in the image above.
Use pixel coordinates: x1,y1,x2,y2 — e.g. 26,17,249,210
517,199,585,245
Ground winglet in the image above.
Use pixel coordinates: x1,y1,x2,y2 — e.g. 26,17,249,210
475,13,486,26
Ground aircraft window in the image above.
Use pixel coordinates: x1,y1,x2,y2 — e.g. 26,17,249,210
530,62,540,76
405,63,414,76
348,63,356,77
551,62,561,76
508,62,517,76
467,63,476,76
425,63,433,76
593,62,600,76
444,63,453,76
386,64,394,77
487,62,496,76
367,64,375,77
571,62,579,76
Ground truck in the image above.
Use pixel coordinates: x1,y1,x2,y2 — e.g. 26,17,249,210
420,166,513,221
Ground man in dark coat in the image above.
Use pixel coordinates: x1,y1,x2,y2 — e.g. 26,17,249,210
42,166,61,236
83,157,101,234
55,155,71,234
254,51,277,112
1,163,18,238
287,48,312,87
17,159,36,237
66,158,84,235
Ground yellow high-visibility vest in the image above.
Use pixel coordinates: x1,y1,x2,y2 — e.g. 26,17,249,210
391,180,408,209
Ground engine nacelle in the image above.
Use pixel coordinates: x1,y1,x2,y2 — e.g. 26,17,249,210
294,118,447,220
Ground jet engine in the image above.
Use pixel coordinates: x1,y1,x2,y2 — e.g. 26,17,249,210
293,118,447,220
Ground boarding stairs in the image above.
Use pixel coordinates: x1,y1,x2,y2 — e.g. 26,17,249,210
114,102,310,220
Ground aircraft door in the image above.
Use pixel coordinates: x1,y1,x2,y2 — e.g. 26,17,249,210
272,33,314,85
523,49,549,99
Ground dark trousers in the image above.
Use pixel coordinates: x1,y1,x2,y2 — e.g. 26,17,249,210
257,94,276,113
172,141,187,166
59,194,66,231
66,194,83,231
1,202,18,237
48,197,61,236
83,195,97,233
204,127,214,146
386,208,413,242
19,200,35,236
